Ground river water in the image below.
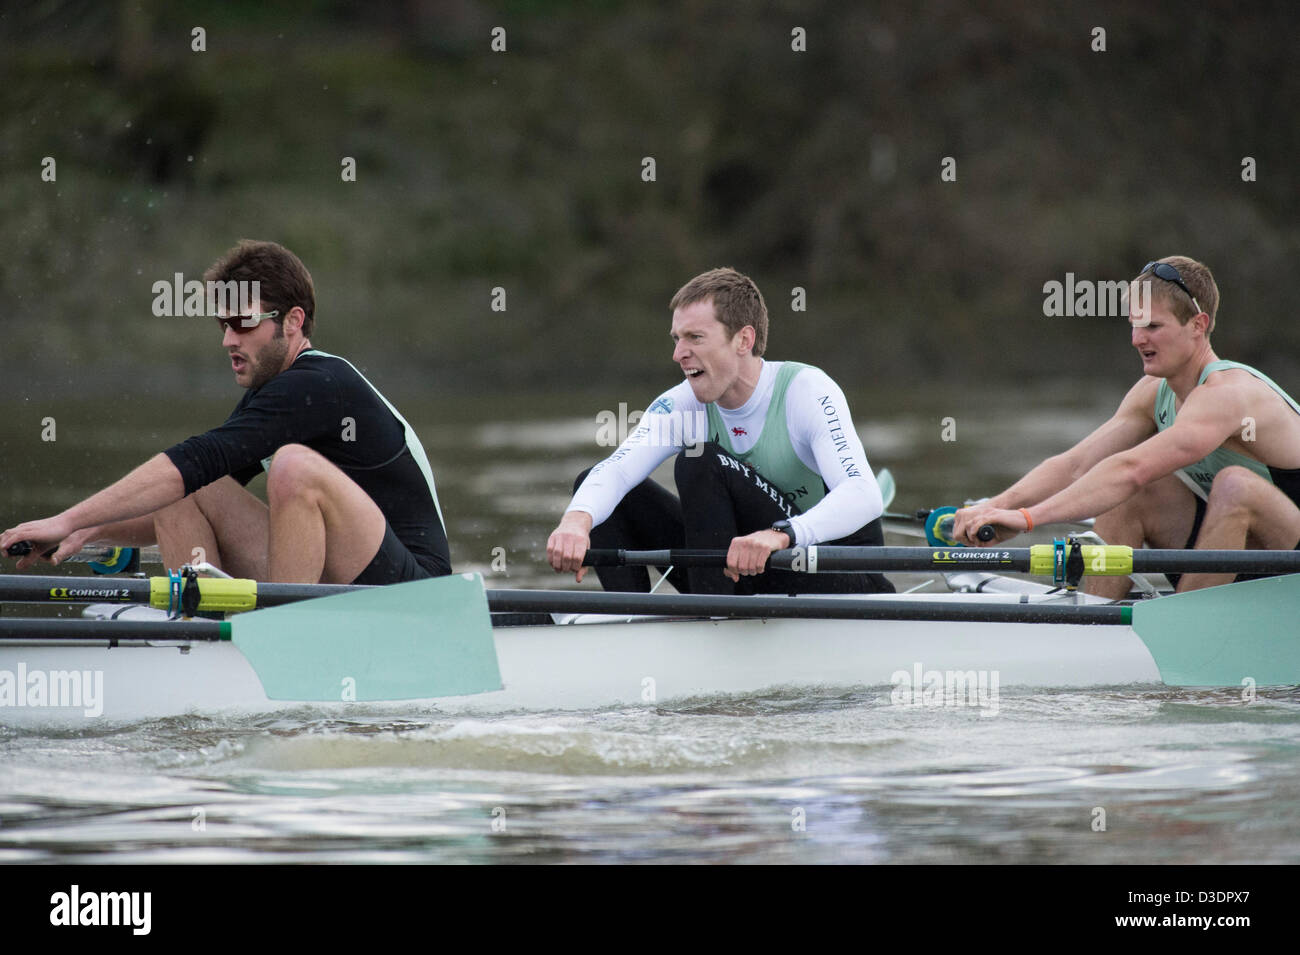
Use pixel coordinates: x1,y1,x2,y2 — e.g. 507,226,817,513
1,386,1298,865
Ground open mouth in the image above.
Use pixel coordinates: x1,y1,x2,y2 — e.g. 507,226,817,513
684,368,703,378
231,354,248,373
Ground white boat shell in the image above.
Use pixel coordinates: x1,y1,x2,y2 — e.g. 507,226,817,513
0,587,1162,728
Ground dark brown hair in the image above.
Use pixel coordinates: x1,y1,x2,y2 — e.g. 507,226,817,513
204,240,316,336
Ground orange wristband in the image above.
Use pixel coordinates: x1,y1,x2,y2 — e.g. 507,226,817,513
1019,508,1034,531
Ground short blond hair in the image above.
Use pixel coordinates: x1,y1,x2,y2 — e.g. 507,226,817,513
1134,255,1219,335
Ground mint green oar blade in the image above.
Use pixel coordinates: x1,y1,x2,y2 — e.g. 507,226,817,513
229,572,501,701
876,468,895,511
1132,574,1300,687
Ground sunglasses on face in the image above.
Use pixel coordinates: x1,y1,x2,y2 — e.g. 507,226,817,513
1139,262,1201,314
214,310,280,333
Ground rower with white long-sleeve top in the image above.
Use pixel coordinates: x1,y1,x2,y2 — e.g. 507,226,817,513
547,267,894,595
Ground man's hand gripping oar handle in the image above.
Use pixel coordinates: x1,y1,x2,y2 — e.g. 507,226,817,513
923,506,997,546
6,541,145,574
6,541,53,559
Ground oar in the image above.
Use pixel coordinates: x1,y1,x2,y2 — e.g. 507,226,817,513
0,574,502,702
3,574,1296,686
5,541,159,574
877,504,998,544
1131,573,1300,686
0,572,1105,622
583,545,1300,577
494,578,1299,687
4,536,1300,610
485,588,1127,624
921,506,996,545
876,468,896,511
225,573,500,701
881,506,1091,545
0,574,366,611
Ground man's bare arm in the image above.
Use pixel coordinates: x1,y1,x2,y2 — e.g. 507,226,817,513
1025,376,1246,526
953,378,1159,543
75,515,160,547
1,454,186,563
988,378,1160,509
971,383,1238,538
59,454,185,531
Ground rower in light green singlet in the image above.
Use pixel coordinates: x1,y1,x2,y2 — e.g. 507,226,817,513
952,255,1300,597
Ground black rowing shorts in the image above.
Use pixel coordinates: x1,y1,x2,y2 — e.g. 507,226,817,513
352,523,450,585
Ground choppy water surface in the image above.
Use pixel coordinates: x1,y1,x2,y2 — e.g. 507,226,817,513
2,388,1300,863
4,688,1300,864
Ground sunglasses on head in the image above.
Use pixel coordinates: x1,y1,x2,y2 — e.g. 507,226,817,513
1139,262,1202,314
214,310,279,333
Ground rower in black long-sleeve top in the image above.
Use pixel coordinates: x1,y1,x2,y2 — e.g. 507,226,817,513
1,240,450,584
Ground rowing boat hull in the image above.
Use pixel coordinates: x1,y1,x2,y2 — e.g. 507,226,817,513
0,596,1161,727
465,613,1161,708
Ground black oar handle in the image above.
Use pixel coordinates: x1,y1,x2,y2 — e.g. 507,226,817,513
6,541,109,563
888,509,997,539
583,548,730,567
5,541,47,558
934,516,997,542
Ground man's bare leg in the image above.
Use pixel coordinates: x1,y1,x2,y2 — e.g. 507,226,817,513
1179,466,1300,592
264,444,387,584
1085,473,1198,600
152,477,270,579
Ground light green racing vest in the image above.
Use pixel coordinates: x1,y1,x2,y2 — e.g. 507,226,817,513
1154,359,1300,496
706,361,825,509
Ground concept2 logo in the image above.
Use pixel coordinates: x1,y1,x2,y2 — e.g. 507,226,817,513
48,587,131,600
